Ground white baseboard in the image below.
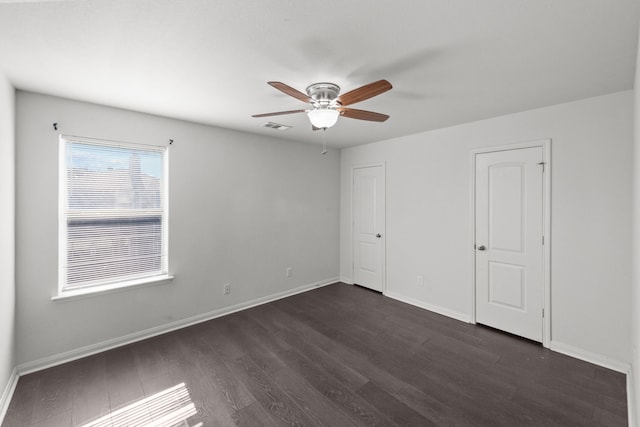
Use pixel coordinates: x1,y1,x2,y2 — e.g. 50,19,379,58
339,277,353,285
17,277,339,375
549,340,630,374
627,366,637,427
383,290,471,323
0,367,18,425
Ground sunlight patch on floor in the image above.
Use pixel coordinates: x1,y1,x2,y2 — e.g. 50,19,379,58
81,382,200,427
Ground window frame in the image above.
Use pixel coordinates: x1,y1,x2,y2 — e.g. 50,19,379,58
56,134,171,300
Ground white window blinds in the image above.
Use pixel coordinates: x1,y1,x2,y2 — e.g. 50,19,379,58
59,136,168,292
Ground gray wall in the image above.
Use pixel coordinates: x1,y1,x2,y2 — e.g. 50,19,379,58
15,91,340,366
631,25,640,427
0,75,15,405
341,91,633,369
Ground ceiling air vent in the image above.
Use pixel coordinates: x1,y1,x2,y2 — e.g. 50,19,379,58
260,122,292,131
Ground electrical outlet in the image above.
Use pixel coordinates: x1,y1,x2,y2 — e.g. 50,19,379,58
286,267,293,278
417,275,424,286
223,283,231,295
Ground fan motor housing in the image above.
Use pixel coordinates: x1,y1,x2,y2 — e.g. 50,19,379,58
306,82,340,106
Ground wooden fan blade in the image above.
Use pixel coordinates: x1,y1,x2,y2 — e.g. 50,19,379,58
252,109,306,118
339,108,389,122
268,82,312,103
338,80,392,106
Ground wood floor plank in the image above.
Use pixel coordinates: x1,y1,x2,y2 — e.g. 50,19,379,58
103,345,145,412
593,405,629,427
178,368,238,427
271,367,361,427
392,383,471,427
29,361,75,425
1,373,39,426
69,353,110,426
290,292,430,362
396,376,522,427
510,380,596,426
533,371,627,418
421,331,501,366
420,356,518,402
213,313,288,375
1,283,628,427
356,381,435,426
227,355,321,427
277,348,392,426
180,326,256,413
277,328,369,392
140,331,241,425
593,365,628,400
196,319,248,364
264,302,410,394
233,401,281,427
28,410,72,427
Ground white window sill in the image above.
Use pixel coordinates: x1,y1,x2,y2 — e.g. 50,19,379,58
52,274,174,302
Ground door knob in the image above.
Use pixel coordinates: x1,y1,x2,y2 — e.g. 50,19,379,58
477,245,486,251
376,233,382,238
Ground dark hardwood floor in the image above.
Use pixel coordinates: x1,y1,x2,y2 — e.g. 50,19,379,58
2,283,628,426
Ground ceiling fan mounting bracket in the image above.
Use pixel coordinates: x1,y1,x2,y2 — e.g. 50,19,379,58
306,82,341,107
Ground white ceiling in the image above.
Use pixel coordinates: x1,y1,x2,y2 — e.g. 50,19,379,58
0,0,638,148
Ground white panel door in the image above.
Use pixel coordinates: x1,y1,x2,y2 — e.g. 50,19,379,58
353,165,384,292
475,147,544,342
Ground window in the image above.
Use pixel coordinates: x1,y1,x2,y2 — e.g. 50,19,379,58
58,135,169,296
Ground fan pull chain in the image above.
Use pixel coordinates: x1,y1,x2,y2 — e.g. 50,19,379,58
321,129,328,155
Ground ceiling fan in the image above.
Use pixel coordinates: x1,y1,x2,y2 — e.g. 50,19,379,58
252,80,392,130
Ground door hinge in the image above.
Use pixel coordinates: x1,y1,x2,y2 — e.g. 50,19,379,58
542,308,545,318
542,235,545,245
537,161,545,172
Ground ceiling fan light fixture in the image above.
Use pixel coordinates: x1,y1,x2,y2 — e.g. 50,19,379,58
307,108,339,129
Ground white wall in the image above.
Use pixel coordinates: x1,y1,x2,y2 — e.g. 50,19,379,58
341,91,633,367
0,75,15,407
15,91,340,366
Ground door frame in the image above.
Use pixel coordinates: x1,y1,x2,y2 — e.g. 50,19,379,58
469,139,551,347
351,162,386,293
